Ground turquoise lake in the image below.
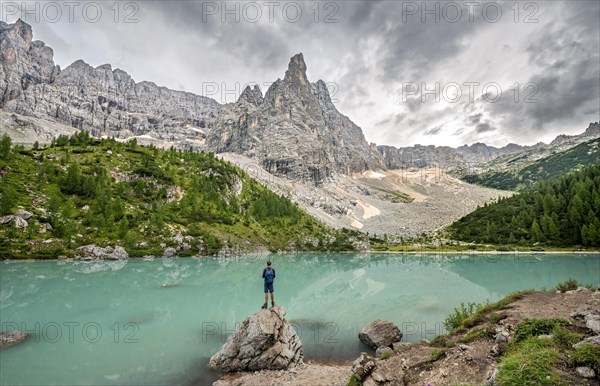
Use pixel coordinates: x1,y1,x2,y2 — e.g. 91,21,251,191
1,253,599,385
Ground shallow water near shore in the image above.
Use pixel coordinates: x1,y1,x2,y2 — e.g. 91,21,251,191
1,253,599,385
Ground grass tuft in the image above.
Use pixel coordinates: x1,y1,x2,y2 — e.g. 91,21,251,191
496,337,561,385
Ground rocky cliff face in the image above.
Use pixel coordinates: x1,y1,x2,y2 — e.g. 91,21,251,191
0,21,381,185
0,20,59,105
378,122,600,170
2,20,598,185
377,142,535,169
551,122,600,146
0,20,220,145
205,54,382,184
377,144,467,170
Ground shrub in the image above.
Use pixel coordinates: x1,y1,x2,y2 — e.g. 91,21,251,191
430,348,446,362
555,278,579,292
443,302,481,331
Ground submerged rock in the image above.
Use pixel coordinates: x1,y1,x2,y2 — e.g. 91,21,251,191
0,331,29,349
209,306,303,372
358,320,403,349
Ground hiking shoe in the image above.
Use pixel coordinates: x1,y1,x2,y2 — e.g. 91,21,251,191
271,302,276,308
261,303,268,309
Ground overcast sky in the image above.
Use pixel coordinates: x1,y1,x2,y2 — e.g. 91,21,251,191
2,0,599,148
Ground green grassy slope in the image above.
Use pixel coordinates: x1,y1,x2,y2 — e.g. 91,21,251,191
0,133,366,259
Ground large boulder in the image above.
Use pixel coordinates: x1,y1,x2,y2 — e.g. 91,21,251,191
76,244,129,260
359,320,403,349
0,330,29,348
209,306,303,372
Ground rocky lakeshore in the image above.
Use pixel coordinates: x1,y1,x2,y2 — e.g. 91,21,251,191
212,288,600,385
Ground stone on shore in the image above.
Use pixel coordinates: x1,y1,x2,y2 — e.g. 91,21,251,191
209,306,303,372
351,352,376,381
358,320,403,349
162,247,177,258
76,244,129,260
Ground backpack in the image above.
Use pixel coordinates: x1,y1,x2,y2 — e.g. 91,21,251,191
264,267,275,284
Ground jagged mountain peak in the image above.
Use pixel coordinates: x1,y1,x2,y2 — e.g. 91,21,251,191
286,53,307,73
0,19,60,105
68,58,91,68
313,80,333,106
283,53,310,93
0,19,33,46
237,84,264,106
4,20,596,186
96,63,113,71
207,53,382,184
584,122,599,135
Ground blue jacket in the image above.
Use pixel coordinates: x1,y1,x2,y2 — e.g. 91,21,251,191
262,267,276,282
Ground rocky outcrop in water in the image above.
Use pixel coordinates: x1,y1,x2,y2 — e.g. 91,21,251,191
0,330,29,349
209,306,303,372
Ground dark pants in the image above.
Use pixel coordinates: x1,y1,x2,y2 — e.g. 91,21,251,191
264,282,274,293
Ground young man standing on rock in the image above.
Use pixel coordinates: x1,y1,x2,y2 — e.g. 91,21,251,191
262,261,276,309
